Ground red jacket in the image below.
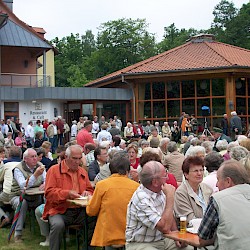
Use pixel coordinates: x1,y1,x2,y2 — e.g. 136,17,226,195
43,160,93,219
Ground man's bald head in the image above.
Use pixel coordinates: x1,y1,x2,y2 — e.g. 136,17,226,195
140,161,164,187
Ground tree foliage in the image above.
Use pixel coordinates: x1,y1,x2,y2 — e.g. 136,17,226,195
51,31,96,87
85,18,158,79
158,23,200,52
51,2,250,87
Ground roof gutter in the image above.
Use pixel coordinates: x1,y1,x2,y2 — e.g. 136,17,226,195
122,74,136,123
0,13,8,29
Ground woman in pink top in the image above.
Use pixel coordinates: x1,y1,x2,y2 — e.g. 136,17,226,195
14,131,26,147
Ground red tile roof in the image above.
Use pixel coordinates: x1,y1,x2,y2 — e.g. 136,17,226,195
85,38,250,87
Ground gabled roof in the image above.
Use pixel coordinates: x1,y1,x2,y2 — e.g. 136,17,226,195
0,0,52,49
85,36,250,87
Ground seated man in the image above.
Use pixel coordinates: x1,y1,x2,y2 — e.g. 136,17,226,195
43,145,94,250
126,160,186,250
87,151,139,249
198,160,250,250
0,146,22,227
88,146,110,182
10,148,46,243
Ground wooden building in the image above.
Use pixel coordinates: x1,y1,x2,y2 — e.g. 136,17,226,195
86,34,250,132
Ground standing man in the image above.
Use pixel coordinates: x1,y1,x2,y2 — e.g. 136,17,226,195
114,115,122,131
6,119,15,139
198,160,250,249
230,111,242,140
56,116,64,146
76,120,94,149
43,145,94,250
221,114,229,136
47,120,58,154
1,119,8,138
10,117,19,139
10,148,45,243
70,120,77,141
25,120,34,148
126,161,185,250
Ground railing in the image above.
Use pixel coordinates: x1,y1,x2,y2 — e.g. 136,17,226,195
0,73,51,87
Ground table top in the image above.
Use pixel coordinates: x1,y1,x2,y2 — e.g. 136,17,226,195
164,231,201,248
25,187,45,196
67,198,89,207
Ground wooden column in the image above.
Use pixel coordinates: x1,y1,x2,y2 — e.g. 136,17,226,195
226,74,235,116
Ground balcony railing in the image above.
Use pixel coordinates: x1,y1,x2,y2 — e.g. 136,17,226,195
0,73,51,87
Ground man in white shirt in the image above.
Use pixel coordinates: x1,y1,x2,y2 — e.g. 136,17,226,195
97,124,112,143
25,121,34,147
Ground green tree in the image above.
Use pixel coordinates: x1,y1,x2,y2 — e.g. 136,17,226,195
223,3,250,49
210,0,238,40
158,23,199,52
51,31,96,87
85,18,157,80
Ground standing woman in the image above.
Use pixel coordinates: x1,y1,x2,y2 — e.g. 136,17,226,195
174,156,212,223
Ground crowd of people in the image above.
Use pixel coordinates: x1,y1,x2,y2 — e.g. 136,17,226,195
0,112,250,250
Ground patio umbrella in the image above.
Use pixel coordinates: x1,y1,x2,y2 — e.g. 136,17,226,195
8,177,30,242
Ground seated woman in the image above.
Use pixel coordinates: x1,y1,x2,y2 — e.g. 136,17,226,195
14,131,26,147
36,148,51,171
41,141,53,161
139,148,178,189
34,131,44,149
87,151,139,250
174,156,212,223
127,143,140,182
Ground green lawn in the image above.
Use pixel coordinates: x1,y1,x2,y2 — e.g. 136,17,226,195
0,214,79,250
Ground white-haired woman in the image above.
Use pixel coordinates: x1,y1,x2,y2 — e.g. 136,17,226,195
123,122,134,139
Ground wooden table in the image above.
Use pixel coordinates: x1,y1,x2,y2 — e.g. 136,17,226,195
25,187,45,196
67,198,90,249
67,198,89,207
164,231,201,250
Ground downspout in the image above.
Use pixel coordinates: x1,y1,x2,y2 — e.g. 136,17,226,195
122,75,136,123
43,49,46,87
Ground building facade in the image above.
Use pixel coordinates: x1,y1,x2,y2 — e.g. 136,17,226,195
86,34,250,132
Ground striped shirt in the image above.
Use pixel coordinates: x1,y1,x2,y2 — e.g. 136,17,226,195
126,184,166,243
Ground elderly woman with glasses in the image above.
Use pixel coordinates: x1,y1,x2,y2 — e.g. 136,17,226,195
174,156,212,223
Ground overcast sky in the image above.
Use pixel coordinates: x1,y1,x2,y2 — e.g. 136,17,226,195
13,0,248,41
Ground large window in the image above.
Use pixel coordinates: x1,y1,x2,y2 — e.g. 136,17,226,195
137,78,226,129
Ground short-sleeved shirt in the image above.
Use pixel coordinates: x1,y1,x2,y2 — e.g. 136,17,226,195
198,196,219,240
126,184,166,243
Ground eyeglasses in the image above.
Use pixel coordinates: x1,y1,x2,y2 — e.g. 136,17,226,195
189,169,204,174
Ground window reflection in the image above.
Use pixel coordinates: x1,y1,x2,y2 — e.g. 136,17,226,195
167,100,180,118
197,79,210,97
153,82,165,99
236,98,246,115
182,99,195,115
235,78,246,96
182,80,195,98
153,101,165,118
212,79,225,96
167,81,180,98
212,98,225,116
